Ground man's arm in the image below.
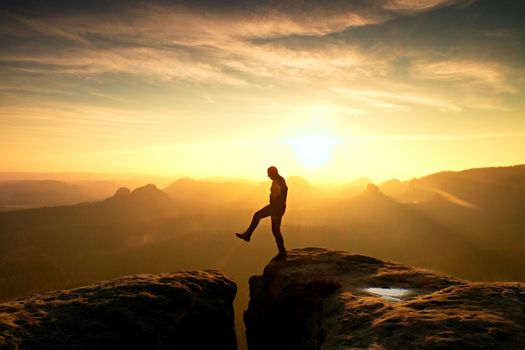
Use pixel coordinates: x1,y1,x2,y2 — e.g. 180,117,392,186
280,177,288,203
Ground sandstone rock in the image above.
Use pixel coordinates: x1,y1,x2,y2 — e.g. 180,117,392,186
0,270,237,350
245,248,525,349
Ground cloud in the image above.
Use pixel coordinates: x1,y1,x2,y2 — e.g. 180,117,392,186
383,0,464,13
410,59,520,94
0,102,195,137
0,0,472,82
0,0,522,116
332,87,463,112
356,131,525,142
1,1,465,38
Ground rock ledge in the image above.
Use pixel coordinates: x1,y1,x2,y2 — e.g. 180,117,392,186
0,270,237,349
245,248,525,349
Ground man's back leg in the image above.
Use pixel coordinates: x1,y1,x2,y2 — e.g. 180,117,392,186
271,215,287,260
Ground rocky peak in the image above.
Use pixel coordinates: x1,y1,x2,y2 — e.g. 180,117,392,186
366,183,380,193
244,248,525,350
106,184,172,209
112,186,131,198
0,270,237,349
130,184,170,201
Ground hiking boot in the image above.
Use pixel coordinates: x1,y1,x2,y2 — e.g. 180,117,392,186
235,232,251,242
272,251,287,261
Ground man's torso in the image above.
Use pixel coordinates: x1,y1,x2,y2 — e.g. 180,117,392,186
270,175,288,207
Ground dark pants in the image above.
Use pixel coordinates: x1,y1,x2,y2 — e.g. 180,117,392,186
245,204,286,253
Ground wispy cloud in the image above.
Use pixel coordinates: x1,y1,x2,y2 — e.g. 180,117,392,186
0,0,476,85
0,0,523,115
354,132,525,142
383,0,464,13
1,0,524,178
0,103,190,136
332,87,463,112
410,59,520,94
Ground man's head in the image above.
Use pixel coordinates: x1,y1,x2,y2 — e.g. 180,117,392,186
267,166,278,179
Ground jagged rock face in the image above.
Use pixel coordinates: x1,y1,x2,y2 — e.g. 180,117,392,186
245,248,525,350
0,270,237,350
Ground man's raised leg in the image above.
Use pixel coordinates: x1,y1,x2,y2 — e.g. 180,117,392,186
236,205,272,241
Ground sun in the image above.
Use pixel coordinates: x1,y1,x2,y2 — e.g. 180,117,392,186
289,135,338,168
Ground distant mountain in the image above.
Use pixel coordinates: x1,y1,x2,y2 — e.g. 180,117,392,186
1,165,525,314
164,178,257,205
338,177,373,198
71,180,124,199
0,172,176,186
380,178,409,197
313,181,519,279
345,177,373,189
0,180,95,208
323,183,457,250
0,183,181,300
104,184,173,211
284,176,316,209
381,165,525,209
286,175,311,190
402,167,525,251
0,179,173,211
0,184,175,239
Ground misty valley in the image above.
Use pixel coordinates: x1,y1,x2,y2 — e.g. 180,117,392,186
1,165,525,347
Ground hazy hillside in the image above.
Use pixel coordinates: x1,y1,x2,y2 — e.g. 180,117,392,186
0,172,176,186
1,166,525,302
1,165,525,348
0,177,175,211
0,180,95,209
70,180,127,199
163,175,338,211
379,165,525,248
164,178,258,206
382,165,525,207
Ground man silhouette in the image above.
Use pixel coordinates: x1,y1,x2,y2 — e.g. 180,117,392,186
236,166,288,260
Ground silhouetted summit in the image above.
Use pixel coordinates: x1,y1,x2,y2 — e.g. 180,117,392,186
105,184,171,207
366,183,380,193
348,182,386,203
112,187,131,199
130,184,170,202
381,165,525,210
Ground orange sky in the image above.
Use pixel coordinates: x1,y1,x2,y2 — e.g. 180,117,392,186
1,0,524,182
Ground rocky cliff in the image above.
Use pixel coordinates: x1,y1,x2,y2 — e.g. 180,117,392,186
0,270,237,350
245,248,525,349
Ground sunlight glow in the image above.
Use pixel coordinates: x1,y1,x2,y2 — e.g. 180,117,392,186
288,135,339,168
1,2,524,181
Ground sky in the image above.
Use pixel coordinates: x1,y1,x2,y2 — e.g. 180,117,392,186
1,0,525,182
